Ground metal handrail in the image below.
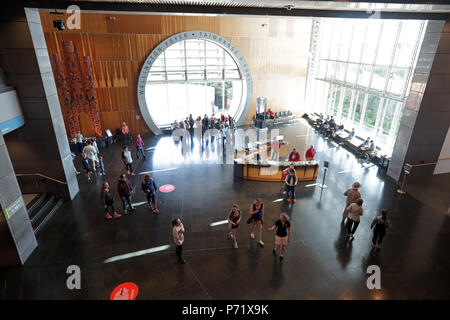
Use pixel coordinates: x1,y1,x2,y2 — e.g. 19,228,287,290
15,173,67,185
409,157,450,168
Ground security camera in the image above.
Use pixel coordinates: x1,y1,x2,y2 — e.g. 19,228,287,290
53,19,65,31
284,5,295,11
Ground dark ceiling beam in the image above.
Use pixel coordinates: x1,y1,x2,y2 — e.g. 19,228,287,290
21,0,450,20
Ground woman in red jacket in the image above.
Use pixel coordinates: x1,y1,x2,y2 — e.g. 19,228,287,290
305,145,316,161
288,148,301,161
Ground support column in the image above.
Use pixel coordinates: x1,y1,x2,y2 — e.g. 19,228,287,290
0,133,37,267
0,4,79,200
388,20,450,181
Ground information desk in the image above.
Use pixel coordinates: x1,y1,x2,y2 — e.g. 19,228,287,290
234,160,319,182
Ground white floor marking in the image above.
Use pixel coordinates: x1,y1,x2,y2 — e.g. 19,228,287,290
305,183,319,187
273,198,284,202
139,168,178,175
131,201,148,207
103,245,171,263
210,220,229,227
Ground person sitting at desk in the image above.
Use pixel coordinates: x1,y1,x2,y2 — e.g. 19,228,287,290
361,140,375,160
305,145,316,161
288,148,301,162
172,120,179,131
359,137,370,149
266,108,274,119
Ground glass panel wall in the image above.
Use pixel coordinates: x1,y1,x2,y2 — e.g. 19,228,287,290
145,39,245,127
305,18,425,156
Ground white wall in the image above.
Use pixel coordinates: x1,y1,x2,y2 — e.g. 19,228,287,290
434,126,450,175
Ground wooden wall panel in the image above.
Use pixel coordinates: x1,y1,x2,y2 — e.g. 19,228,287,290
40,11,312,136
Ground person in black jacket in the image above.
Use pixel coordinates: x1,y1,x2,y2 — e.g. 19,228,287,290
285,169,298,203
117,174,135,214
101,182,121,220
141,174,159,213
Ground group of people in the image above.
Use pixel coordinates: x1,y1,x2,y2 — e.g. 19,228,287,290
342,182,391,250
76,135,106,181
172,113,236,136
358,137,376,160
315,114,345,138
101,173,160,220
314,114,377,161
286,145,316,162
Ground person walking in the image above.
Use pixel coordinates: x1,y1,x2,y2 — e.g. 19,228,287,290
81,153,93,181
98,155,106,176
121,146,135,176
285,168,298,203
82,140,98,176
346,198,363,240
135,134,146,160
371,209,391,250
247,199,264,247
75,131,84,154
101,182,121,220
228,204,241,249
268,213,291,261
271,137,281,160
117,174,135,214
172,218,186,264
141,174,159,213
342,182,361,223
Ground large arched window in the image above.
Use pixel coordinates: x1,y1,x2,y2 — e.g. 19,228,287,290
137,31,252,135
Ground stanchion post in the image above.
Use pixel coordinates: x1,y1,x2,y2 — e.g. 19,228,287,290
319,160,329,189
397,163,412,195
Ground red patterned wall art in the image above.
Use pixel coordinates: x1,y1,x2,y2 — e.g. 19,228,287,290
52,40,102,138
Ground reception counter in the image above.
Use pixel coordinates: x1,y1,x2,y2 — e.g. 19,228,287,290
234,159,319,182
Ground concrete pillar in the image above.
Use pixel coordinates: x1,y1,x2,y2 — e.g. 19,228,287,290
0,3,79,200
0,133,37,267
388,20,450,181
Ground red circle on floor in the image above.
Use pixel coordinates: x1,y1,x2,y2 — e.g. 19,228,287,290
159,184,175,193
110,282,139,300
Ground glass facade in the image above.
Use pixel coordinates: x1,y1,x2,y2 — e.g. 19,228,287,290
145,39,244,127
305,18,426,155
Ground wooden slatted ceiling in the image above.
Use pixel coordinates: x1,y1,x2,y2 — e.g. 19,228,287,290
40,11,311,135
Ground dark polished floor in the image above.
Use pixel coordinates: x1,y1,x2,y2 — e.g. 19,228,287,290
1,119,450,300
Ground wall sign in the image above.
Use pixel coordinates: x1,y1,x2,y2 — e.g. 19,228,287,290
5,196,24,220
137,30,253,135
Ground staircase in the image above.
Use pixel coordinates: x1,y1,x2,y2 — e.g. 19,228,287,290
25,193,64,236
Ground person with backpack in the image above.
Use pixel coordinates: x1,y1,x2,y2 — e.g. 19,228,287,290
117,174,135,214
342,182,361,224
101,182,121,220
285,168,298,203
371,209,391,250
141,174,159,213
228,204,241,249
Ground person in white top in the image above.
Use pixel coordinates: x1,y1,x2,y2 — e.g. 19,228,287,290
172,218,186,264
75,131,84,154
82,140,98,175
121,146,134,176
346,198,363,240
